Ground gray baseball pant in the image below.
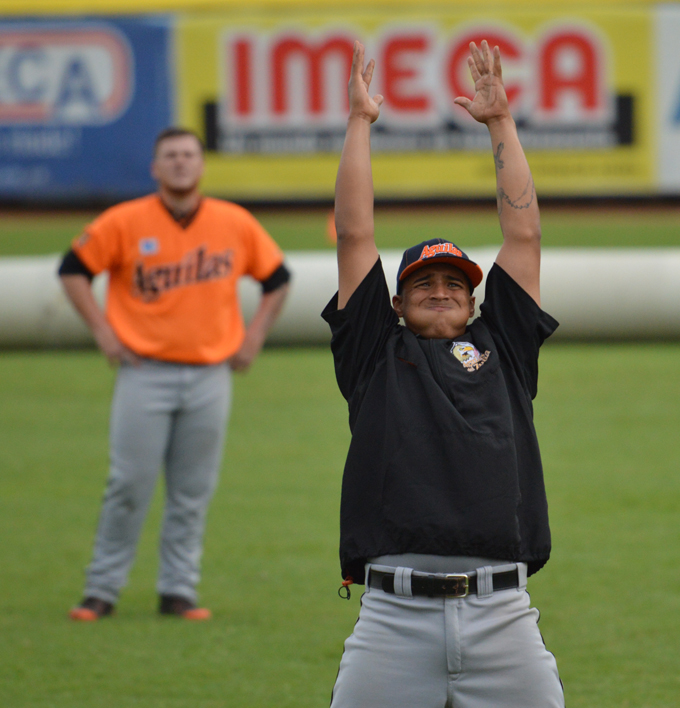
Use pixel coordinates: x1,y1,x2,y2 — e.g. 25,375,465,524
330,562,565,708
84,359,232,604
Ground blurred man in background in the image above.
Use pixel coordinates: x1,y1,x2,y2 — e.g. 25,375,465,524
59,127,290,621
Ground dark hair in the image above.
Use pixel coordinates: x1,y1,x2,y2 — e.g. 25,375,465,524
153,127,205,155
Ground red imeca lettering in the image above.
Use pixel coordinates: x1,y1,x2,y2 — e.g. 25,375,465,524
382,35,430,112
271,36,354,115
539,30,600,114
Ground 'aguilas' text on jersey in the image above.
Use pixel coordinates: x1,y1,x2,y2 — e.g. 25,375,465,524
133,245,234,302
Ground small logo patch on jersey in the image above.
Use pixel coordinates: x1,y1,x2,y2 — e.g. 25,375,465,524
450,341,491,372
139,237,160,256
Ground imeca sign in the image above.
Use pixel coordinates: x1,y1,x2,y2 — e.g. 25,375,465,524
221,23,613,132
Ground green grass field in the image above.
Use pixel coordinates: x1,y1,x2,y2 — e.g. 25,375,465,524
0,345,679,708
2,203,680,255
1,209,679,706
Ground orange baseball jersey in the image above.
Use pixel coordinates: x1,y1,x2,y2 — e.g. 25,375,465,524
72,195,284,364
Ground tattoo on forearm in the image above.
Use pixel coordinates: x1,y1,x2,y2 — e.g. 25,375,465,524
496,176,535,215
493,142,505,171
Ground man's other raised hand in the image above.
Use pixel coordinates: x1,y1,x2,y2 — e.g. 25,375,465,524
453,40,511,126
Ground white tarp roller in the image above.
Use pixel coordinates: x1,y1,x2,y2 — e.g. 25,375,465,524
1,248,679,348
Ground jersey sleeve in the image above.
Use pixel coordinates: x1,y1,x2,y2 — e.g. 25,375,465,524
58,249,95,280
321,258,399,401
479,263,559,399
70,208,124,275
240,210,285,282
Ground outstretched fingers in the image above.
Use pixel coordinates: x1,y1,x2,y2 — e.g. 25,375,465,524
363,58,375,88
467,55,481,83
470,41,486,77
493,45,503,79
352,41,365,80
469,40,502,79
481,40,493,72
348,40,383,121
454,41,510,123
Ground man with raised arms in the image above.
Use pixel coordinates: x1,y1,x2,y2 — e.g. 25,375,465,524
322,41,564,707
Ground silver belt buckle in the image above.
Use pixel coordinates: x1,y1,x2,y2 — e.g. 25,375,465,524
444,573,469,598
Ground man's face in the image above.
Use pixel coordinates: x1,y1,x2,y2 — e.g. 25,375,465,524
151,135,204,195
392,262,475,339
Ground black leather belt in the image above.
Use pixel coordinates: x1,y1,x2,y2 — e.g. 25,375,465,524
369,567,519,598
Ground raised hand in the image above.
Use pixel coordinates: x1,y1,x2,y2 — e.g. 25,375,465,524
453,41,510,125
348,41,383,124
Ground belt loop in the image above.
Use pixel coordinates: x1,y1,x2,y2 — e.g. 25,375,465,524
393,566,413,598
517,562,528,590
365,563,373,594
476,566,494,597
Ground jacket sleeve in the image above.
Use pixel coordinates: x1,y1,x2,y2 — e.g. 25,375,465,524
321,257,398,401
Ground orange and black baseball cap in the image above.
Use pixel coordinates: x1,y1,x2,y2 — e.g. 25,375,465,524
397,238,483,294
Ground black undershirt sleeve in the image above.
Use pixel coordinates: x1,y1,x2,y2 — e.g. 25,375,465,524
259,262,291,293
58,249,95,281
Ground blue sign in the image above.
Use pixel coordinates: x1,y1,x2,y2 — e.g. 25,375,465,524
0,16,173,200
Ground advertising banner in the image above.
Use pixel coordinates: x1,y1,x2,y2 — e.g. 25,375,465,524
656,5,680,192
177,8,654,200
0,16,173,200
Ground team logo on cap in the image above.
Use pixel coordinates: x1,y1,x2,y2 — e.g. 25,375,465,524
420,243,463,260
450,342,491,372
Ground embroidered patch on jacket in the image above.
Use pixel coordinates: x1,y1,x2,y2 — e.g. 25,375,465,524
139,237,160,255
450,341,491,372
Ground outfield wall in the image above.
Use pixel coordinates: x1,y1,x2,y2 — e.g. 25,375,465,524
2,4,680,201
1,249,679,347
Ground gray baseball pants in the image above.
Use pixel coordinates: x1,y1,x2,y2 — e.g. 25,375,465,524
84,359,232,604
331,562,565,708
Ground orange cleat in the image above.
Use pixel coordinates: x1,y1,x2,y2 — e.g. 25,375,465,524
181,607,212,621
69,597,114,621
159,594,211,620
